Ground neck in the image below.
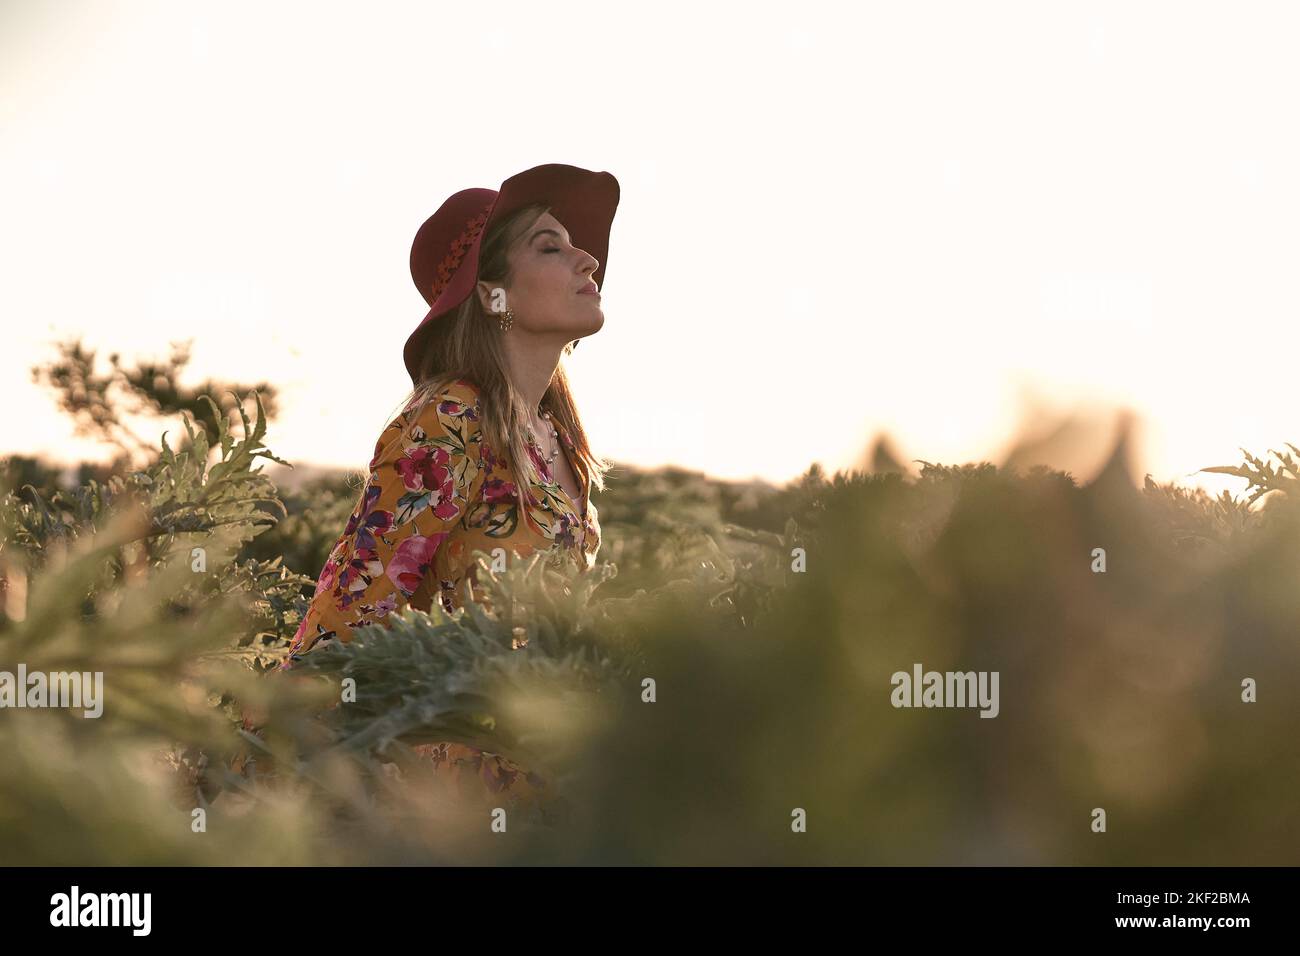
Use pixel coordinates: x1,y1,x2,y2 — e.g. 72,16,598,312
499,330,567,415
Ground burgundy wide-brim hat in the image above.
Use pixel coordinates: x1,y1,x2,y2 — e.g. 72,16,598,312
404,162,620,385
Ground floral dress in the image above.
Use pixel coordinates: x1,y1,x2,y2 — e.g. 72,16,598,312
274,376,600,810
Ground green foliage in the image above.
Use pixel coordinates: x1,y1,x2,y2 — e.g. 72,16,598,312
29,337,281,468
241,472,363,583
2,398,1298,865
1198,443,1300,507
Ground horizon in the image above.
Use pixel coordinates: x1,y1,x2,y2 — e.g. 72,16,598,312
2,0,1293,503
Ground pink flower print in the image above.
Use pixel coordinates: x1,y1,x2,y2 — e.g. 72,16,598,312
397,445,449,493
355,593,400,621
524,440,552,480
393,446,465,528
354,507,395,552
386,533,446,598
344,484,383,537
437,396,478,422
337,547,384,608
482,476,518,504
553,513,579,550
282,620,336,669
314,556,339,597
287,614,310,652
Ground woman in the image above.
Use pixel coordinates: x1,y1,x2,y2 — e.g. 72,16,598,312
273,163,620,810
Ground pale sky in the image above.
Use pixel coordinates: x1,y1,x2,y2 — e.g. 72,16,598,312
3,0,1295,498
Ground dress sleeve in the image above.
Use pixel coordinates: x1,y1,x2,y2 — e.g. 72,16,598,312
280,385,485,668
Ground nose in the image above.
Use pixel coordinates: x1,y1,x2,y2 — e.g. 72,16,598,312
577,248,599,277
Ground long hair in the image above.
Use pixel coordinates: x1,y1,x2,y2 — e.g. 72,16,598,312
384,201,611,508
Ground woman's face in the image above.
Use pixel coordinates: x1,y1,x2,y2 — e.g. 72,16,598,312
478,210,604,340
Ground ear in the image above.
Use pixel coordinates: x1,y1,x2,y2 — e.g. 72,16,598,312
476,279,507,314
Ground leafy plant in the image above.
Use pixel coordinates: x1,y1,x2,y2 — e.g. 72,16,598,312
4,400,1299,865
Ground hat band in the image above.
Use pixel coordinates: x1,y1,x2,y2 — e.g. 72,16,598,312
430,201,497,303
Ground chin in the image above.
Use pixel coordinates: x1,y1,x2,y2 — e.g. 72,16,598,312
570,310,604,337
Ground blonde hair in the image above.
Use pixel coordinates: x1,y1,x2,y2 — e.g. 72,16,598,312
383,201,611,508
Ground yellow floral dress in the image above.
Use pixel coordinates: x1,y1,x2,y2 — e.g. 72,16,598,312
274,376,600,809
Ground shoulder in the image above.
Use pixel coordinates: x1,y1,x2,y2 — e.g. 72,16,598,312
438,377,483,413
371,379,485,471
404,379,483,451
400,377,481,417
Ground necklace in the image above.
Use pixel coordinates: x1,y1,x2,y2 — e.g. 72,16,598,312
529,406,585,516
528,408,561,465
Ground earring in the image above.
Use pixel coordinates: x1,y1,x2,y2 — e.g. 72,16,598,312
497,308,514,332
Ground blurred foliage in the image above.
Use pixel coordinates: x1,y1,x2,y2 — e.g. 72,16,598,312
2,390,1298,864
29,336,280,472
243,471,364,583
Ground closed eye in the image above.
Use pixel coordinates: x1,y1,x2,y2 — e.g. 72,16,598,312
542,248,561,254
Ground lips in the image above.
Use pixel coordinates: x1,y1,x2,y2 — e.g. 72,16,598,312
578,281,599,295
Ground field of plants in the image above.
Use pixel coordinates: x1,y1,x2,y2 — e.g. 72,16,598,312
2,383,1297,865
